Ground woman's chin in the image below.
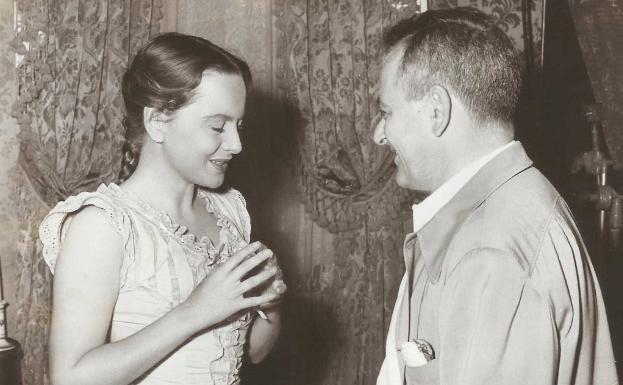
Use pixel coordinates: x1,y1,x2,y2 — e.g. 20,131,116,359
196,175,226,190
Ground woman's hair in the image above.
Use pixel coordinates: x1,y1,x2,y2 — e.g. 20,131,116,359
118,32,252,182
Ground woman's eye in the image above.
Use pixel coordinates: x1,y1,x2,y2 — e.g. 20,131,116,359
210,125,225,133
204,117,225,132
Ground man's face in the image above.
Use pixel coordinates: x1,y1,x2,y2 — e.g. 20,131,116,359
373,49,439,192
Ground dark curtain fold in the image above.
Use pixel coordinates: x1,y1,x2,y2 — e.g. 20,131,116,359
568,0,623,167
10,2,162,384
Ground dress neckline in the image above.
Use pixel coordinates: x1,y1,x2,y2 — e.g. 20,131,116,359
100,183,229,253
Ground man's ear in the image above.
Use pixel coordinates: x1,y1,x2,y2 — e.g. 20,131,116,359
143,107,167,143
428,85,451,137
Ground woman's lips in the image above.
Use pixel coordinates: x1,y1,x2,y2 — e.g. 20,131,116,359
209,159,230,172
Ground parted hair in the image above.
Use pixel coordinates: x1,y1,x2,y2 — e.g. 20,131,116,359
118,32,252,182
384,7,521,127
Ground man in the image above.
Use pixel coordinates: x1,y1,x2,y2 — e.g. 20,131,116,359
374,7,618,385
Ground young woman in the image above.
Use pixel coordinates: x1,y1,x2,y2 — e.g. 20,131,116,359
39,32,285,385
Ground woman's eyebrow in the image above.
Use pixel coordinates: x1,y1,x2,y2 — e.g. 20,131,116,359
202,113,238,121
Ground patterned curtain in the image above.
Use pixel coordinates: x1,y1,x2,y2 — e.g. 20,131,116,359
568,0,623,168
271,1,543,384
271,2,423,384
10,1,162,384
273,0,421,235
431,0,543,63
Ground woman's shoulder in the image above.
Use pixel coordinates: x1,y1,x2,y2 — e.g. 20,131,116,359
48,182,124,210
39,183,131,273
40,183,129,235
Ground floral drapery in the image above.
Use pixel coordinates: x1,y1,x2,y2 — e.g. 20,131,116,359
273,0,423,235
11,1,162,384
431,0,544,68
568,0,623,168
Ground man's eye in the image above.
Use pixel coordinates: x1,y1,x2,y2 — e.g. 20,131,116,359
237,120,244,131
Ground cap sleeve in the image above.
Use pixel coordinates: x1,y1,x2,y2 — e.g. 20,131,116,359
203,188,251,242
39,189,130,274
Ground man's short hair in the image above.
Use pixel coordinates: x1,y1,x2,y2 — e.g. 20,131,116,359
384,7,522,126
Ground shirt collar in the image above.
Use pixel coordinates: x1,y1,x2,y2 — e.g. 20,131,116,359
412,141,533,283
412,141,516,233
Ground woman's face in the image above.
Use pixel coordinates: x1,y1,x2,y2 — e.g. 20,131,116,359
160,71,247,189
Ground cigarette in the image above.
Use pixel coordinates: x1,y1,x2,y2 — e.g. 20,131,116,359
257,309,268,320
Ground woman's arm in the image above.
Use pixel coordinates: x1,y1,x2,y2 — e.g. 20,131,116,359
247,306,282,363
49,206,279,385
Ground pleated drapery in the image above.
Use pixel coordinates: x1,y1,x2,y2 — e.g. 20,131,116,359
10,2,163,384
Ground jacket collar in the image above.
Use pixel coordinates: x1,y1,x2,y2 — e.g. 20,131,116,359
415,142,533,283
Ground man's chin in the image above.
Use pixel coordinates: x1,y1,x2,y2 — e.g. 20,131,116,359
395,172,415,190
395,173,431,193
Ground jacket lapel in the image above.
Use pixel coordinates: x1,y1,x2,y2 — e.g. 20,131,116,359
395,233,418,382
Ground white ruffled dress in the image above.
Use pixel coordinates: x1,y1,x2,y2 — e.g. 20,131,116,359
39,183,254,385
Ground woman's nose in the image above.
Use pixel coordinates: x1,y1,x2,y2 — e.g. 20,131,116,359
223,125,242,154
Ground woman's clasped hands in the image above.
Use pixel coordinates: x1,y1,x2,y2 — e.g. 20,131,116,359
180,241,284,330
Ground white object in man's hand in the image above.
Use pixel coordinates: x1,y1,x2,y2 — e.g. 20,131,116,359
400,339,435,367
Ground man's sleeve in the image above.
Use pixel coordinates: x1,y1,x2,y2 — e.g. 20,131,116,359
434,247,559,385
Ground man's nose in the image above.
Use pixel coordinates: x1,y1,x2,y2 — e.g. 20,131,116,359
373,118,387,145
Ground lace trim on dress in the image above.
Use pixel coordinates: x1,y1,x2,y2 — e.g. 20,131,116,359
199,190,248,251
100,183,227,281
102,183,217,252
209,313,252,385
101,184,251,277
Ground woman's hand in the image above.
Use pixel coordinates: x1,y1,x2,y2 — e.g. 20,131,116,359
252,245,287,311
180,242,281,330
247,244,286,363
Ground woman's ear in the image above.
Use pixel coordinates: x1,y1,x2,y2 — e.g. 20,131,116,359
429,85,451,137
143,107,167,143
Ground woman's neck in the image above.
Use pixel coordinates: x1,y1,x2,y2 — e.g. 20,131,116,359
120,147,198,216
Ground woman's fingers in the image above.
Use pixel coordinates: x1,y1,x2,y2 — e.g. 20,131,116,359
233,266,277,297
230,248,273,282
221,242,263,272
241,292,281,310
258,297,283,311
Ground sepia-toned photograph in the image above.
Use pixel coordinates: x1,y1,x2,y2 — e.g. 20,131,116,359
0,1,621,384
